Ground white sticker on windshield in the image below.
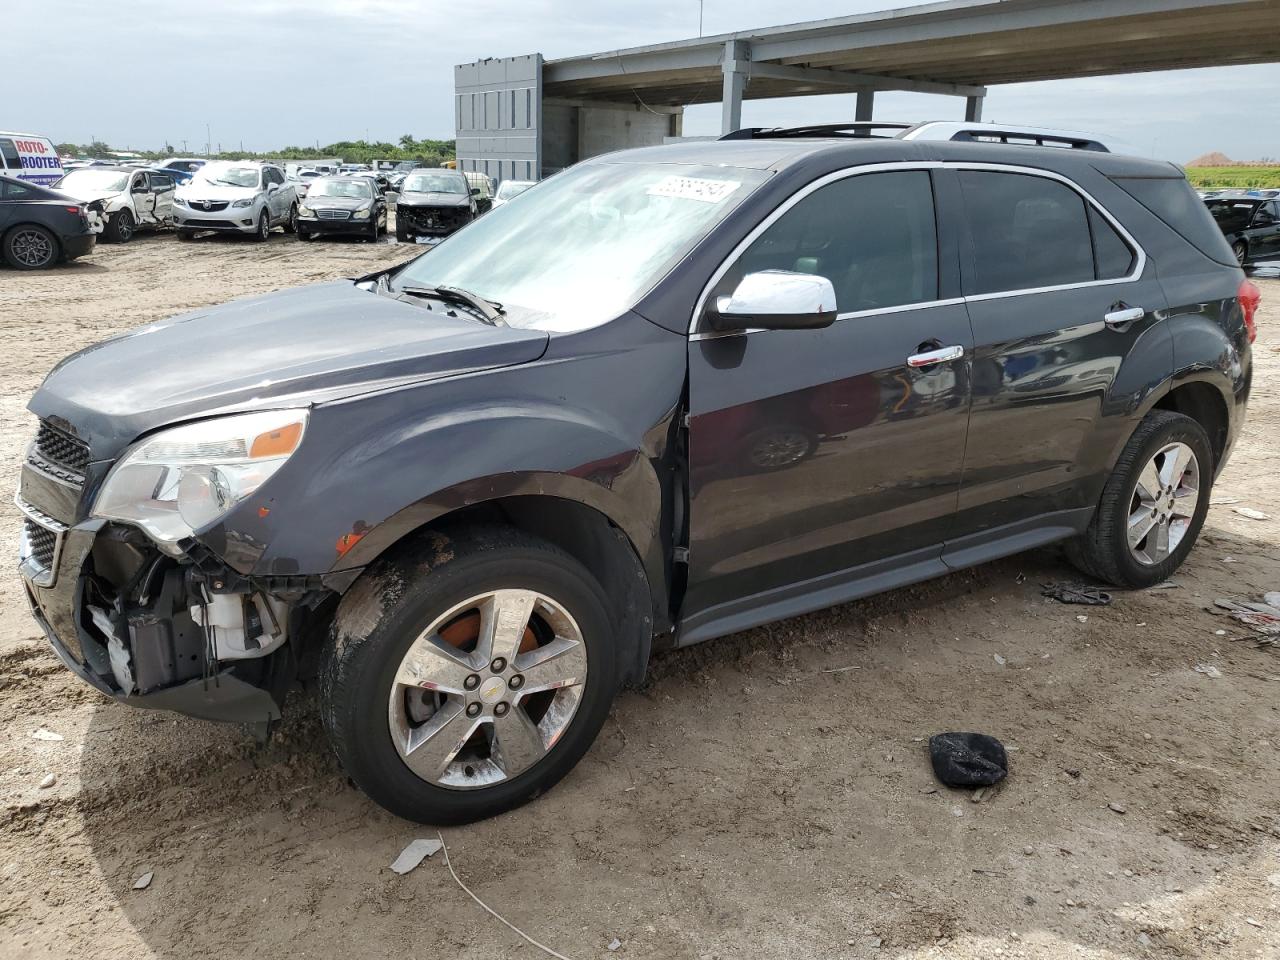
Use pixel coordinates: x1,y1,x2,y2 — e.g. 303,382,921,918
646,175,741,204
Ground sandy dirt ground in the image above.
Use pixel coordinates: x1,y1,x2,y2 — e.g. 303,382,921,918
1,231,1279,960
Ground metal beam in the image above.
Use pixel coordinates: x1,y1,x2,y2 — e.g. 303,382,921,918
743,61,985,97
722,39,748,135
856,91,875,121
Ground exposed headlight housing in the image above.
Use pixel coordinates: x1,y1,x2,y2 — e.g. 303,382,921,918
231,196,256,208
93,410,308,553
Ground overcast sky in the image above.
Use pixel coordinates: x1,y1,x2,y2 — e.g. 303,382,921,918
11,0,1277,164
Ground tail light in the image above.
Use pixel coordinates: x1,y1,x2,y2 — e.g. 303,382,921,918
1239,278,1261,344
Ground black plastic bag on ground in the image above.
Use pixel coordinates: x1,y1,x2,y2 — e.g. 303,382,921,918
929,732,1008,787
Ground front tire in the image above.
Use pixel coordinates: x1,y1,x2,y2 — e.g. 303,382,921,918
254,211,270,242
395,219,409,242
320,526,617,824
1066,411,1212,588
105,209,134,243
1233,240,1248,265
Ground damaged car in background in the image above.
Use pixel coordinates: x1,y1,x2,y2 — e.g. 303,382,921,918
394,168,478,243
17,125,1259,826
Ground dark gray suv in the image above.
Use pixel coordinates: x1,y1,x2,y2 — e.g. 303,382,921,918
17,125,1259,823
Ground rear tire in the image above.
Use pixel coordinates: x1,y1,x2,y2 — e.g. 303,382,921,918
3,224,59,269
1066,410,1213,588
320,526,617,824
285,203,299,234
1233,240,1248,265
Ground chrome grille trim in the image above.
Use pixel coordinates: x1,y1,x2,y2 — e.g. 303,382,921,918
16,493,68,588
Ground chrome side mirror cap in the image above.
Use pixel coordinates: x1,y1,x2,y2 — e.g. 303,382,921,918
706,270,838,332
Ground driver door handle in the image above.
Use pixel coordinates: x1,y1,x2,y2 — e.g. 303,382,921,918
907,344,964,368
1104,305,1145,329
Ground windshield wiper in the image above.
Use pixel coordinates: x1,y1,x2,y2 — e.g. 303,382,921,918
397,285,506,325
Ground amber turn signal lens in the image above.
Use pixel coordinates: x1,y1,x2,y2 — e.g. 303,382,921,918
249,421,303,458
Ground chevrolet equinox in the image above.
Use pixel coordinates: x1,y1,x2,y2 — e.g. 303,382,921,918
18,126,1260,823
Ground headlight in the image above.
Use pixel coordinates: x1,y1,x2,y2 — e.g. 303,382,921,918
352,205,371,218
93,410,308,551
298,205,317,218
231,196,256,208
173,196,187,207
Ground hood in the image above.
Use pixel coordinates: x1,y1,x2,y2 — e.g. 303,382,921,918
302,194,371,209
176,181,259,200
399,191,470,208
30,281,549,457
56,186,121,205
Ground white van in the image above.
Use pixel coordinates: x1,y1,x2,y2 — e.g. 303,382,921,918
0,132,64,187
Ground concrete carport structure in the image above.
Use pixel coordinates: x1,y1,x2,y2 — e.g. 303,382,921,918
455,0,1280,181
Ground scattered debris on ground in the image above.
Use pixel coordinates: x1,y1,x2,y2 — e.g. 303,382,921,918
929,733,1008,787
1041,582,1113,606
389,838,443,875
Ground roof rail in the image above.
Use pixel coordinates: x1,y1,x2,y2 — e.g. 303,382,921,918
719,121,913,141
899,121,1111,152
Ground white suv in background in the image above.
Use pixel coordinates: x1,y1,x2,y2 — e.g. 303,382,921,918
173,161,298,241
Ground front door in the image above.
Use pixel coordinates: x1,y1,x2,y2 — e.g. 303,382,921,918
151,171,175,222
130,172,155,222
682,168,972,637
1251,201,1280,258
947,167,1169,549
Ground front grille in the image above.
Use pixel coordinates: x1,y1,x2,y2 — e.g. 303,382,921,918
23,519,56,570
317,208,351,220
181,219,238,229
16,495,68,588
186,200,229,212
33,421,90,477
399,205,467,236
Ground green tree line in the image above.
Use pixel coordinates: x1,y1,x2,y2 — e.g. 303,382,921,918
55,135,456,167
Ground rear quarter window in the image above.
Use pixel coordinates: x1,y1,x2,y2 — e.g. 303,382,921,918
1110,176,1236,266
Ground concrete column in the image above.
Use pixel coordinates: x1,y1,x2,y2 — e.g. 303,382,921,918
965,95,984,122
855,90,875,122
721,39,748,135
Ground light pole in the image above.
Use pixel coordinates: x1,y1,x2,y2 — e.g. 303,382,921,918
698,0,704,36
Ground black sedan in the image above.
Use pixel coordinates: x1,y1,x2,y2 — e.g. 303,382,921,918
0,175,96,270
296,176,387,241
1205,197,1280,264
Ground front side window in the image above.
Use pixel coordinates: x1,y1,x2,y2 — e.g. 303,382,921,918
0,139,18,170
393,161,769,333
960,171,1096,295
712,170,939,314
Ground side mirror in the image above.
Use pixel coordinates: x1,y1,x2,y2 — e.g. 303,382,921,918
470,187,480,196
704,271,838,332
267,182,279,192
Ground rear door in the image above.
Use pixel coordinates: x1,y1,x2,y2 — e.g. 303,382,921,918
683,167,972,633
946,166,1169,556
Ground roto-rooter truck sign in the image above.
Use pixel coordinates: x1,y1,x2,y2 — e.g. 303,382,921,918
0,132,65,186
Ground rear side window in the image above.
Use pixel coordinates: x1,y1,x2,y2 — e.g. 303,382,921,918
2,179,34,199
1089,207,1135,280
0,139,18,170
1110,176,1236,266
959,171,1096,294
715,170,939,313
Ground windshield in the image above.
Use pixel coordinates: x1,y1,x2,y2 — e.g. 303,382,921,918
58,169,129,193
496,181,534,200
392,161,769,333
307,179,372,199
194,163,261,189
1206,200,1259,227
403,172,467,195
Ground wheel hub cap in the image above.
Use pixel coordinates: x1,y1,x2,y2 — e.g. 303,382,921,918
1127,441,1200,566
387,590,588,790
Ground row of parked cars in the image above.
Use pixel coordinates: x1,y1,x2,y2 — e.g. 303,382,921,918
0,129,540,268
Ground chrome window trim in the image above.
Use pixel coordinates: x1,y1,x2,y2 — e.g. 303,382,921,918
687,161,1147,335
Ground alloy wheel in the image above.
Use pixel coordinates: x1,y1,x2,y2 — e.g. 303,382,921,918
387,590,588,790
1127,441,1200,565
117,211,134,242
10,228,54,268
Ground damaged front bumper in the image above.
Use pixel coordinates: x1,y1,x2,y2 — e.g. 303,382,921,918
17,446,326,728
